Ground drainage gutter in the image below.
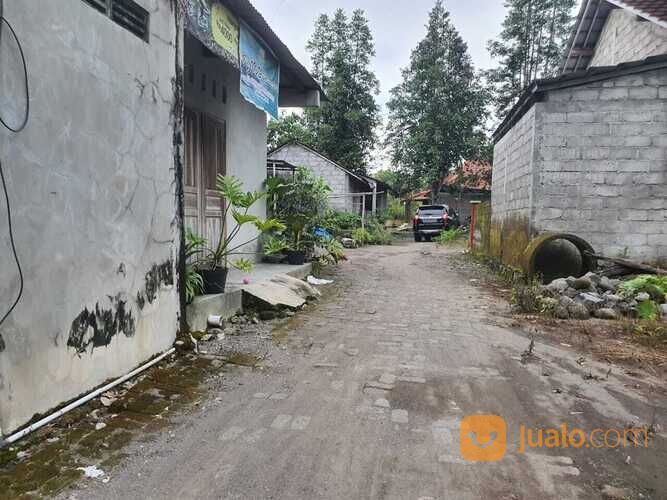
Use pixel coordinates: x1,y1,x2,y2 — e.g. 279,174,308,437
0,348,176,448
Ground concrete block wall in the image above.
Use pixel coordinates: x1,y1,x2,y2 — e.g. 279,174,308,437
491,106,536,222
533,69,667,261
0,0,179,434
590,9,667,67
269,144,353,212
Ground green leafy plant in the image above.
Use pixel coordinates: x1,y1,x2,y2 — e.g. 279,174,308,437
637,300,659,321
325,239,346,263
263,236,289,256
189,176,285,272
185,266,204,304
387,197,405,220
435,228,467,245
184,230,205,303
270,167,330,221
619,275,667,301
351,227,372,246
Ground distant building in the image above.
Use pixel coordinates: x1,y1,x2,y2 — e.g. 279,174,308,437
491,0,667,267
268,141,388,214
403,159,492,222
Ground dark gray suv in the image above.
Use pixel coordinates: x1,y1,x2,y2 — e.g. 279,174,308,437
413,205,460,241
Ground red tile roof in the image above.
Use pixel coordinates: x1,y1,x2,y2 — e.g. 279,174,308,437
404,160,493,201
442,160,492,191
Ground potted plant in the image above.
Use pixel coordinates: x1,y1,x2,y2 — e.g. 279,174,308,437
267,168,331,266
285,214,309,265
262,235,289,264
189,175,285,294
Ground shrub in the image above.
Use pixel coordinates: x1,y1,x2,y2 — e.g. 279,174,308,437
366,220,393,245
351,227,372,245
387,197,405,220
313,210,362,236
435,228,467,245
619,275,667,301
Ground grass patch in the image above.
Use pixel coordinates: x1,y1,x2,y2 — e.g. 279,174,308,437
435,228,467,245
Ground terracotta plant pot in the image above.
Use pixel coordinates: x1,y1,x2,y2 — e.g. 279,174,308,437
286,250,306,265
201,268,229,294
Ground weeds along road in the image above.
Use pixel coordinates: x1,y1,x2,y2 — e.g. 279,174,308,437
69,243,666,500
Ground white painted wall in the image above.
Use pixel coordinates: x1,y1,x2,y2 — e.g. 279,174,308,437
0,0,179,434
184,34,267,261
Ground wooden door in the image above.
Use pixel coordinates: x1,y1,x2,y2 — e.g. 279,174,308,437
184,108,201,236
183,108,226,249
201,114,226,249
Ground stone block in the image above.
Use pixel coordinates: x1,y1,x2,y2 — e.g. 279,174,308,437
186,291,243,332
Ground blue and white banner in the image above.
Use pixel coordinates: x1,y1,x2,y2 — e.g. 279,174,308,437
239,22,280,119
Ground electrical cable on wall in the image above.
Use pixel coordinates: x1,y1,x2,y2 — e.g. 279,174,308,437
0,8,29,330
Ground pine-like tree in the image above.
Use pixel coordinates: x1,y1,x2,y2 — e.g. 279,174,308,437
486,0,576,119
385,0,487,199
304,9,380,175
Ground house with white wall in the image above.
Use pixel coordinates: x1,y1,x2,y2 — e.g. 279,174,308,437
0,0,320,437
490,0,666,272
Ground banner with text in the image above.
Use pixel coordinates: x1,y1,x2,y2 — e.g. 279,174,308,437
184,0,239,67
239,22,280,119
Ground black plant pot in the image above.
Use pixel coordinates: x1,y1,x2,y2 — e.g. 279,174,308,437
263,253,286,264
286,250,306,265
201,268,229,294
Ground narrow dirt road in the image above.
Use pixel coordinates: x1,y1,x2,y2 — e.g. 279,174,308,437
70,243,666,499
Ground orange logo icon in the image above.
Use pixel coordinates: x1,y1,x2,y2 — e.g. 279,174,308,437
460,415,507,462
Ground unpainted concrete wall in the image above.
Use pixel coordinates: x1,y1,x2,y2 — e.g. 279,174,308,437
183,34,267,259
0,0,179,434
533,69,667,262
490,106,536,267
269,144,356,212
590,9,667,68
491,69,667,267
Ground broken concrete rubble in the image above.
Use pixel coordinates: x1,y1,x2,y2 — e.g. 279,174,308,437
243,274,320,310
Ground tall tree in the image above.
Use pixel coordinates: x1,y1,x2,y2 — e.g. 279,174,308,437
385,0,487,200
486,0,576,119
267,113,316,152
305,9,380,175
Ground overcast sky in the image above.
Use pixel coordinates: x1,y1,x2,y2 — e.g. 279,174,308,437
251,0,509,170
252,0,508,109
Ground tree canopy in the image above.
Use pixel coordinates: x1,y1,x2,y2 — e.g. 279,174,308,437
385,0,487,199
485,0,576,119
267,113,315,152
303,9,380,175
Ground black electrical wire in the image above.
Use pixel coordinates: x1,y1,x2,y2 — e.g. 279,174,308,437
0,158,23,328
0,16,29,133
0,12,29,329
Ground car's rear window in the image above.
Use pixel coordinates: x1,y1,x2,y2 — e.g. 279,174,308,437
418,205,446,216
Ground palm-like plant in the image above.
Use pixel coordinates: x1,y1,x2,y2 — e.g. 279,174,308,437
189,175,285,273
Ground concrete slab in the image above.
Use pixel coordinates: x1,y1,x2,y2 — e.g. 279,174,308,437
186,262,313,331
226,262,312,291
186,291,243,332
243,273,320,310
